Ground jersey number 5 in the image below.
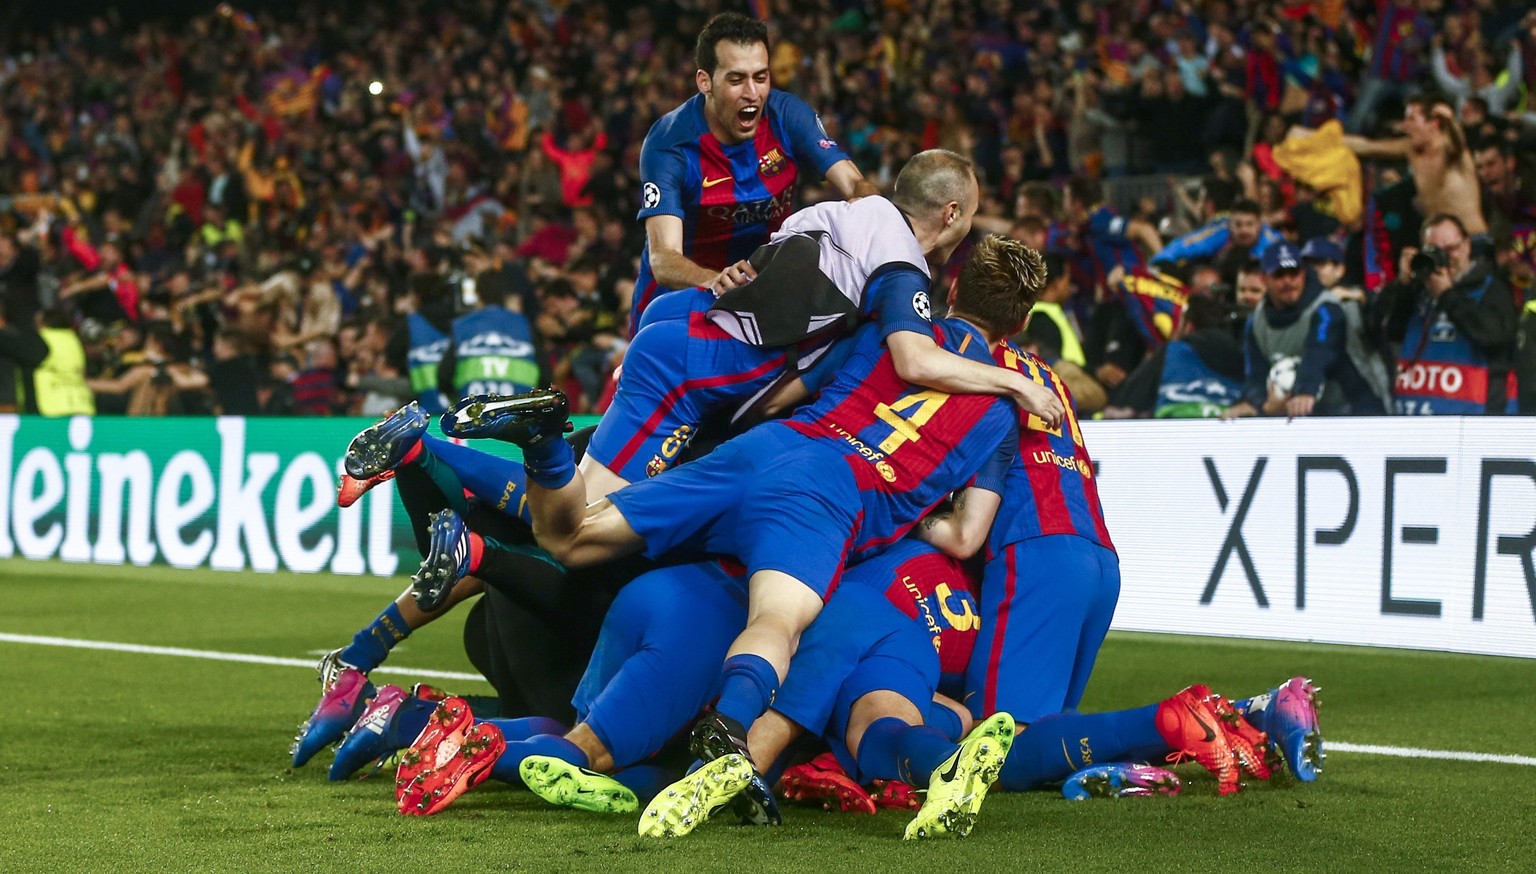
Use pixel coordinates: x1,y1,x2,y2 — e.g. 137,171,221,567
873,389,949,454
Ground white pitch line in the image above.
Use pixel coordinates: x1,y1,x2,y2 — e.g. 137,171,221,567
1327,741,1536,767
3,632,1534,767
0,632,486,683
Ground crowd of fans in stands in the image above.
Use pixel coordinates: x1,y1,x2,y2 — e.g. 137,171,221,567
1,0,1534,418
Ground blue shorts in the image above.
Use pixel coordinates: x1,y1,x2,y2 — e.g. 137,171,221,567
771,557,940,781
575,561,748,768
966,536,1121,723
588,296,786,482
608,425,860,599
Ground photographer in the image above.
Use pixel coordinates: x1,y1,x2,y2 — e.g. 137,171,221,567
1376,214,1518,415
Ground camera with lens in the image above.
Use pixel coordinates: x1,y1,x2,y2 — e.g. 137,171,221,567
1410,246,1450,282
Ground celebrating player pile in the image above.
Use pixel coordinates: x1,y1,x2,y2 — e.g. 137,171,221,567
289,12,1325,841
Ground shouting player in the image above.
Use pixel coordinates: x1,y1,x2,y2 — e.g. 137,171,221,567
631,12,877,332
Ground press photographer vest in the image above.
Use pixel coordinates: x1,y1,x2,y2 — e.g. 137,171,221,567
406,312,450,413
450,308,539,399
1394,273,1513,415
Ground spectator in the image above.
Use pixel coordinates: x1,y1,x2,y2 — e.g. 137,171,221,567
1224,241,1390,419
1154,198,1282,285
1430,38,1524,117
1347,0,1434,134
87,321,208,416
291,338,343,416
206,330,262,416
1473,139,1536,262
0,297,48,413
1154,295,1246,418
0,226,43,329
1233,260,1268,319
541,124,610,210
1345,97,1488,239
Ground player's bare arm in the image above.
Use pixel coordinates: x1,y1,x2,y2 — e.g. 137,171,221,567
886,330,1065,430
644,214,730,291
825,159,882,201
913,486,1002,560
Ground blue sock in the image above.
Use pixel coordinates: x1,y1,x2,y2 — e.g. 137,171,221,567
488,733,588,785
482,716,570,743
1000,704,1166,791
337,603,409,672
925,699,965,742
1232,689,1276,733
392,696,437,748
855,717,954,786
426,436,533,525
714,654,780,729
612,764,673,803
522,437,575,490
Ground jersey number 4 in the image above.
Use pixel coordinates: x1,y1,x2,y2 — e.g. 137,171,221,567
873,389,949,454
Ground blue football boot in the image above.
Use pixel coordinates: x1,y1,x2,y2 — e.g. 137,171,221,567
413,509,472,612
441,388,572,447
1061,763,1183,800
344,401,428,479
291,650,375,767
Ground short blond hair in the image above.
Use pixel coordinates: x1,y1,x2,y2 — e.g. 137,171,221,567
953,234,1048,338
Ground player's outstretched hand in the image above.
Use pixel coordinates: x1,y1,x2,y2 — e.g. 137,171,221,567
1014,379,1065,431
709,259,758,297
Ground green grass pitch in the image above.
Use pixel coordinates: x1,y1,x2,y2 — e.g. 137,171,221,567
2,558,1534,873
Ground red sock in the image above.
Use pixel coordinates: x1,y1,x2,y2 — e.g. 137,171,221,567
466,532,485,574
399,439,423,466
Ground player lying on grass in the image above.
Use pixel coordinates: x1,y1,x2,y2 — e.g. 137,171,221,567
293,408,637,770
389,560,750,817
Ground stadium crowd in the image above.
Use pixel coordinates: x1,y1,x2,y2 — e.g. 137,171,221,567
1,0,1535,420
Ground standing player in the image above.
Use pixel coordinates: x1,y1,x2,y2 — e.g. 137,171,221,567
446,235,1054,836
915,346,1320,794
631,12,878,333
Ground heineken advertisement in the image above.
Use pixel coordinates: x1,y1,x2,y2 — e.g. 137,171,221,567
0,414,601,576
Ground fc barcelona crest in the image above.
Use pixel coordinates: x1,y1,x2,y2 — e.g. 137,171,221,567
759,147,786,177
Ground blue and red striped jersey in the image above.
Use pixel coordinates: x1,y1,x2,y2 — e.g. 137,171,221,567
632,90,850,332
986,344,1115,555
785,319,1018,555
853,539,981,677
